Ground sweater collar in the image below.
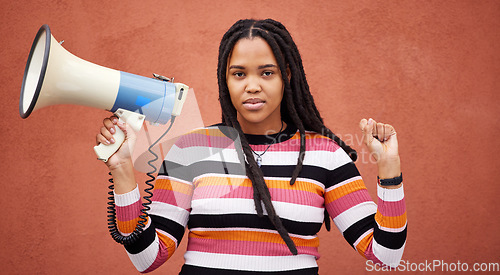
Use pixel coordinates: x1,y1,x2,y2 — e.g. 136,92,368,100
244,123,298,145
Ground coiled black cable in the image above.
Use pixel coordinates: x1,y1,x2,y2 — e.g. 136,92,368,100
107,117,176,245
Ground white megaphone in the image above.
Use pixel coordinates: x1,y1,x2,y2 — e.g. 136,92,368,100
19,24,189,162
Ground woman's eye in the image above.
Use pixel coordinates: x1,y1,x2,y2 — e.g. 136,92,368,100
262,71,274,77
233,72,245,78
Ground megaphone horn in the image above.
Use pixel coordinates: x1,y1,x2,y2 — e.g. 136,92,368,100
20,24,189,162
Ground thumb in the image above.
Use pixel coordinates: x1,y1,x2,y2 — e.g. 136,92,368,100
115,120,138,157
116,120,136,141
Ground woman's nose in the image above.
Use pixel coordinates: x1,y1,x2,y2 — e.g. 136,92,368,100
245,76,261,93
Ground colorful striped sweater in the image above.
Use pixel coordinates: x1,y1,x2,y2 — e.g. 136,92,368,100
114,124,406,274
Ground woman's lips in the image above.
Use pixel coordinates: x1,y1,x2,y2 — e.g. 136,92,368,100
243,98,265,110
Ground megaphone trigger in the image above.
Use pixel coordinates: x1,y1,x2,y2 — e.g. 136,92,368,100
114,108,145,132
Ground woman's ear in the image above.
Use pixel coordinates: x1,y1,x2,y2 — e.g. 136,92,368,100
286,66,291,81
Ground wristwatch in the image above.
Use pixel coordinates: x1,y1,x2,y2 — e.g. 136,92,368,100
377,173,403,186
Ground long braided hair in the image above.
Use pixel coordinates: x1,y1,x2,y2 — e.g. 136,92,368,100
217,19,357,255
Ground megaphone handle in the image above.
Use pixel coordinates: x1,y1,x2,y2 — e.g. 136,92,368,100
94,125,126,162
93,108,145,162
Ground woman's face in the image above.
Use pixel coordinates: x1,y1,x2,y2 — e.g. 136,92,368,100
226,37,285,135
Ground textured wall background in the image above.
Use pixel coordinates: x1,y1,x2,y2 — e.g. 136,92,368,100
1,0,499,274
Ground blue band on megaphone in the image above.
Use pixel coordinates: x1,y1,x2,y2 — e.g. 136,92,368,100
110,71,176,124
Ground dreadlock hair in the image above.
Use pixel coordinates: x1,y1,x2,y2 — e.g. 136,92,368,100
217,19,357,255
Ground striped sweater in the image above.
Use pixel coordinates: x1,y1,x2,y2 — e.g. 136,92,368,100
114,124,406,274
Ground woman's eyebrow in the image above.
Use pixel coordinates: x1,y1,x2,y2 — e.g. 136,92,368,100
258,64,278,69
228,65,245,70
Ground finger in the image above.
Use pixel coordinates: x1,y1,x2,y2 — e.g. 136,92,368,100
369,118,378,139
382,124,396,141
103,117,118,134
96,132,111,145
376,122,386,142
115,120,129,136
99,126,115,144
359,118,368,132
362,118,376,145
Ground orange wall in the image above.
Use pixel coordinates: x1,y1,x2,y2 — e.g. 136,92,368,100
1,1,499,274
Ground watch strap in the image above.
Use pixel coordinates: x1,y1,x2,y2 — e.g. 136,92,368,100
378,173,403,186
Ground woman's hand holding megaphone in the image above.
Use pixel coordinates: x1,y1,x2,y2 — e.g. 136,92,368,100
96,115,138,194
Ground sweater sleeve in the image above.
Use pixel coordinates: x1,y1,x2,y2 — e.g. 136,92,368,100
114,144,194,273
324,149,406,268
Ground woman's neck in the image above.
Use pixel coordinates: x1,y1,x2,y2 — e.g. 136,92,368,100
243,122,297,145
238,119,286,135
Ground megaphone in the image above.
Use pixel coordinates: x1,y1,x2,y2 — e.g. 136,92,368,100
19,24,189,162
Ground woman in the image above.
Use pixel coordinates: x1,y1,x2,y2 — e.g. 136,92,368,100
97,19,405,274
